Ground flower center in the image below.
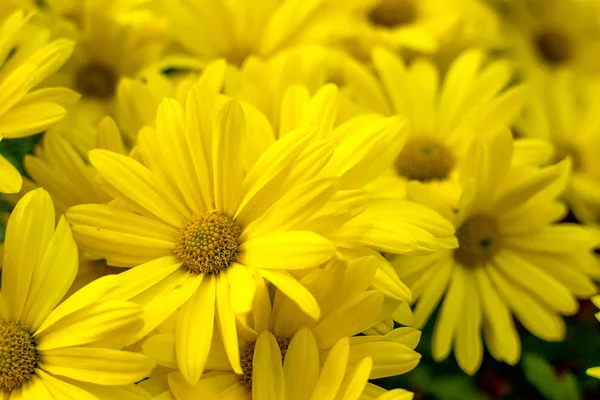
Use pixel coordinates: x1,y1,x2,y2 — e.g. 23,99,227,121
75,62,117,98
175,211,241,275
240,337,291,389
534,28,571,66
368,0,418,28
454,215,501,267
0,321,38,393
394,136,455,182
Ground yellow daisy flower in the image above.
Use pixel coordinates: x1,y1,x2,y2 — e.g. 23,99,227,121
490,0,600,77
340,46,534,192
155,0,349,66
0,10,78,193
24,116,126,215
517,71,600,225
331,0,459,60
49,0,168,104
142,255,420,397
587,295,600,379
391,130,600,375
0,188,155,398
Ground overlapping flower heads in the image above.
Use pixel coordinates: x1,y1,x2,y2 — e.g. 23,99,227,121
0,0,599,399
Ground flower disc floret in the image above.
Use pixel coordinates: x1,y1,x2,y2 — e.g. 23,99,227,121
369,0,418,28
534,28,571,66
395,136,455,182
76,62,117,98
175,211,242,275
0,321,37,393
454,214,502,267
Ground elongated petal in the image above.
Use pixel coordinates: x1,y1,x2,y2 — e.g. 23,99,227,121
310,337,349,399
2,188,55,322
89,149,187,227
252,332,285,400
226,263,256,314
39,347,155,385
21,216,78,331
213,100,245,215
35,370,98,400
283,328,319,400
216,275,242,374
239,231,335,269
176,275,216,385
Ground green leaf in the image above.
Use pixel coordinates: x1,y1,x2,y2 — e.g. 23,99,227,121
522,353,581,400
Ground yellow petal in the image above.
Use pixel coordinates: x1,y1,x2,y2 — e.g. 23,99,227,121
10,375,53,400
216,274,242,374
39,347,155,385
35,369,98,400
21,216,78,331
283,328,319,400
252,332,285,400
89,149,188,227
454,271,483,376
2,188,55,322
338,357,373,400
35,301,143,351
311,337,349,399
142,334,176,369
213,100,245,216
0,153,22,193
432,263,465,362
226,263,256,314
176,275,215,385
259,269,320,320
239,231,335,269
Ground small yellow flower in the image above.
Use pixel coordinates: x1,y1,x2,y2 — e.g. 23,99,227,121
0,188,155,398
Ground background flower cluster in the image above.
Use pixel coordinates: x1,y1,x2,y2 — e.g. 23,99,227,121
0,0,599,399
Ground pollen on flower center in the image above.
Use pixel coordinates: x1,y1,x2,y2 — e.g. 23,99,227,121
454,214,501,267
240,337,291,389
369,0,417,28
0,321,38,393
534,28,572,66
394,136,455,182
75,62,117,98
175,211,242,275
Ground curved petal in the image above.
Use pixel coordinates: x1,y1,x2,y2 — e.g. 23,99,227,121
0,153,22,193
2,188,55,322
283,328,319,400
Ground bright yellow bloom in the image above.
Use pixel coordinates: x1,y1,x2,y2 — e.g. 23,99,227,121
587,295,600,379
340,47,532,196
0,188,155,398
156,0,348,66
490,0,600,78
141,256,420,397
0,10,78,193
330,0,459,60
517,71,600,226
392,130,600,375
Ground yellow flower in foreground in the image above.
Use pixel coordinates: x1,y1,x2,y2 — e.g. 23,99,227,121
517,71,600,226
142,256,420,397
392,130,600,375
0,10,78,193
66,89,345,382
0,188,155,398
587,295,600,379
